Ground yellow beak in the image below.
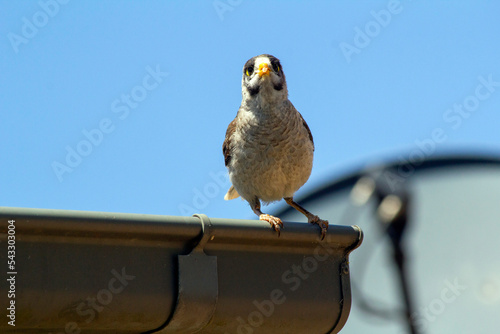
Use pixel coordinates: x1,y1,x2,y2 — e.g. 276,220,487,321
258,63,270,77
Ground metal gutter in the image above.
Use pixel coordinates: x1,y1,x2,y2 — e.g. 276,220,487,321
0,207,362,333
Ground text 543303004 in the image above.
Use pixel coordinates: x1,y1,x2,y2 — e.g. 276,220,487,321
7,219,16,327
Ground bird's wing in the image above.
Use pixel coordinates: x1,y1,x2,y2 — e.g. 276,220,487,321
297,110,315,151
222,116,240,200
223,116,237,167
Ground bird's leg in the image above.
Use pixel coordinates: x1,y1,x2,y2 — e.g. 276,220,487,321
250,197,283,236
284,197,328,240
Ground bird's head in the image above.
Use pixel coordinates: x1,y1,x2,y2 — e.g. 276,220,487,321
241,54,288,104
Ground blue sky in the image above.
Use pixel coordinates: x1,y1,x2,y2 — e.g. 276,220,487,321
1,0,500,220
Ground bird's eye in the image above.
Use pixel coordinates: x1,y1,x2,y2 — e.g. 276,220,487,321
245,66,254,77
272,62,281,73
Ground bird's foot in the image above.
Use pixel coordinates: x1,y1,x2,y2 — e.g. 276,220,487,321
308,215,329,240
259,214,283,237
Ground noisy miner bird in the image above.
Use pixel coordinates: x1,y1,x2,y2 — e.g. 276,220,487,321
222,54,329,239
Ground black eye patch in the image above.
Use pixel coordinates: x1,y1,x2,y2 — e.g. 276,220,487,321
245,65,254,77
271,59,281,73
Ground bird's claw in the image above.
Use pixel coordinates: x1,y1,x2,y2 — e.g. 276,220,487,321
318,220,329,240
259,214,283,237
309,215,329,240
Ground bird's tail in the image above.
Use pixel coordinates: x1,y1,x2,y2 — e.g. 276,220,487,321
224,185,240,200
